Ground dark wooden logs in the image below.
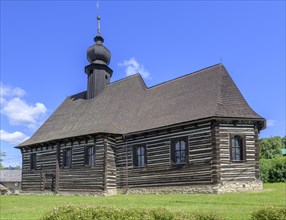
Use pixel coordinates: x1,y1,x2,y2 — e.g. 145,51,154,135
21,120,260,194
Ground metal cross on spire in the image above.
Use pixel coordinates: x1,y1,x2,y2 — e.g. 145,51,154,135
96,1,101,35
97,16,101,35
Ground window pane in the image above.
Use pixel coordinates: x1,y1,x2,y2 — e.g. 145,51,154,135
138,155,145,166
86,146,95,166
175,142,180,151
175,151,181,163
88,147,92,156
232,138,235,148
238,139,243,156
135,146,146,167
232,136,243,161
181,141,186,150
64,149,72,167
173,139,187,164
66,151,70,167
235,138,240,148
137,147,144,156
181,152,186,162
232,147,236,161
236,151,241,161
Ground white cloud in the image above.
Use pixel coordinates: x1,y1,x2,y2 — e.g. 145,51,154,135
2,98,47,128
0,82,47,129
0,82,26,98
0,130,30,145
267,119,276,127
118,57,151,79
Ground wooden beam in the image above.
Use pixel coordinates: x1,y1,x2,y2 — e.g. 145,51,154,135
211,121,219,184
55,143,60,193
103,135,108,192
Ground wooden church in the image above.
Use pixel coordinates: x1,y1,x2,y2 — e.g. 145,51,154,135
17,17,265,195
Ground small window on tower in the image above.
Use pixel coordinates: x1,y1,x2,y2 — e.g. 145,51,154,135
105,75,108,80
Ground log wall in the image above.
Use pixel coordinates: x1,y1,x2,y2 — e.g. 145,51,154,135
215,123,258,182
22,145,57,191
21,120,261,194
21,136,110,194
58,138,104,194
115,122,213,190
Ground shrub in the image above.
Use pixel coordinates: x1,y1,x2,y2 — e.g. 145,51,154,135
41,204,224,220
260,157,286,183
194,212,224,220
251,207,286,220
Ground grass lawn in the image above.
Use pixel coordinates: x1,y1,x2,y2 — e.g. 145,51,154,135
0,183,285,220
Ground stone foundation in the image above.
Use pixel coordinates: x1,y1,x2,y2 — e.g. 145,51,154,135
20,188,118,196
103,188,118,196
123,181,263,195
216,180,263,193
125,185,215,194
19,181,263,196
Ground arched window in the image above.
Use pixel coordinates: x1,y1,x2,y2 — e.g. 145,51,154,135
133,146,147,167
171,137,188,165
231,135,244,161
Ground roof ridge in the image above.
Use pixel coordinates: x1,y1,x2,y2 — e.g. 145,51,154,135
108,73,147,88
147,63,223,90
73,64,223,94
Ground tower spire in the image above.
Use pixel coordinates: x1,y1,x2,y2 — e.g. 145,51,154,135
85,13,113,99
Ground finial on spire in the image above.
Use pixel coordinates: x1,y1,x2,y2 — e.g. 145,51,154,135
97,16,101,35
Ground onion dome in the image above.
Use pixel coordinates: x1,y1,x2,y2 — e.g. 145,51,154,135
87,16,111,65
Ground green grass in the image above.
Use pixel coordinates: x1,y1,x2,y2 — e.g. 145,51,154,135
0,183,285,220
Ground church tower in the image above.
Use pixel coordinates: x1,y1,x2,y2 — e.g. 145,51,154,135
85,16,112,99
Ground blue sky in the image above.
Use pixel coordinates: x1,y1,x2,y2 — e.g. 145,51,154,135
1,1,285,167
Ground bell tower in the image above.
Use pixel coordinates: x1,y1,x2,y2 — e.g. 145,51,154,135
85,16,113,99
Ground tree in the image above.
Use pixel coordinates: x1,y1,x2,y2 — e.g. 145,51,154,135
0,152,6,169
282,136,286,149
259,136,283,159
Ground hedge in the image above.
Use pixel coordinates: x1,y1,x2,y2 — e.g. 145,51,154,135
251,207,286,220
41,204,224,220
260,157,286,183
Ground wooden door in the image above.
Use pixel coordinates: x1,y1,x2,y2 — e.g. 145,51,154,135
43,174,55,191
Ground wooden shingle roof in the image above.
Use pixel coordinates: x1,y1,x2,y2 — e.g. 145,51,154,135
18,64,264,147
